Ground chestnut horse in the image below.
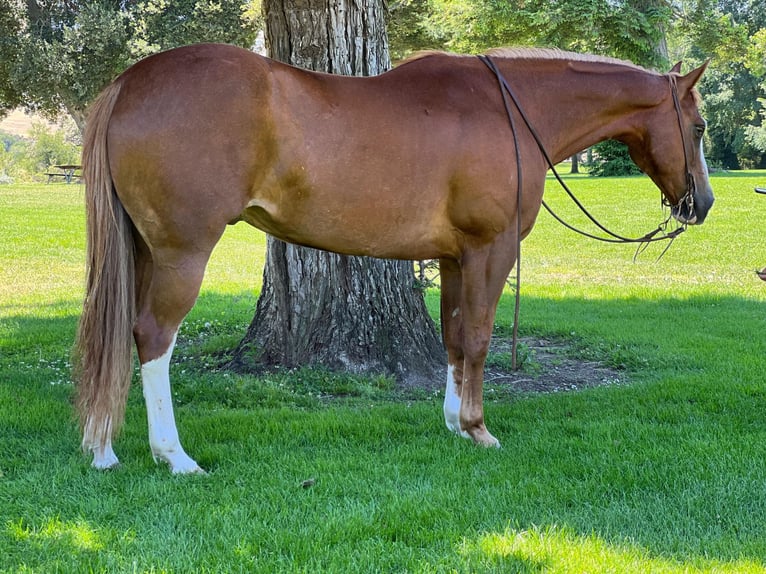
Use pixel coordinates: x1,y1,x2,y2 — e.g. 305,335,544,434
74,44,713,473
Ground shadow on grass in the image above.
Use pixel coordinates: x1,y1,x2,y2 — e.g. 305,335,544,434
2,291,766,570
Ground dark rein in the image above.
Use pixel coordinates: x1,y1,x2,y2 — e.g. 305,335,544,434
477,54,696,368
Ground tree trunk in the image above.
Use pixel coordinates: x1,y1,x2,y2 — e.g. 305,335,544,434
629,0,670,67
230,0,444,383
570,152,579,174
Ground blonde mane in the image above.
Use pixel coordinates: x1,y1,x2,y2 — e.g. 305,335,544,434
400,47,649,73
487,47,646,70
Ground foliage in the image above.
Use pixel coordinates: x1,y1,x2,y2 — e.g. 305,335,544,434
130,0,262,58
0,131,22,182
24,123,80,172
0,1,261,131
745,102,766,158
0,119,80,183
743,30,766,159
671,0,766,168
0,0,23,112
388,0,766,172
389,0,672,67
387,0,436,61
587,141,643,177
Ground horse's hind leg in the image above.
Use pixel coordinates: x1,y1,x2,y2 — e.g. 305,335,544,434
440,258,466,436
88,423,119,469
133,241,211,474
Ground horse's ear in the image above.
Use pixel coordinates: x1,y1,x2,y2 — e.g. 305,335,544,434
678,60,709,91
669,61,682,74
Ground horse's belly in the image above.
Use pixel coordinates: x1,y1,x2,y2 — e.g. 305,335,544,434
240,198,456,260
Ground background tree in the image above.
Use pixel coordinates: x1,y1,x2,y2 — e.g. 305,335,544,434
672,0,766,168
230,0,444,383
744,29,766,157
0,0,259,131
389,0,675,176
389,0,766,172
390,0,672,66
0,0,23,113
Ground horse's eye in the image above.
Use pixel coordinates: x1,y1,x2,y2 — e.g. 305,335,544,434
695,124,705,138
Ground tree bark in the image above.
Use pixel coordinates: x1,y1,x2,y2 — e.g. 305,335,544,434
570,152,580,174
231,0,444,383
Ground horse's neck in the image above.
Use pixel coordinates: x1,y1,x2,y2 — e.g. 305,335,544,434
507,63,668,163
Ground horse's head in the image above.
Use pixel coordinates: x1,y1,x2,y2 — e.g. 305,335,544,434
623,62,714,225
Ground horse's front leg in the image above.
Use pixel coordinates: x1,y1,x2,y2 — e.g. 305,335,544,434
457,242,516,448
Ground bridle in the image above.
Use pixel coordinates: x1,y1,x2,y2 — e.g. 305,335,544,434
667,73,697,222
478,54,696,245
477,54,697,368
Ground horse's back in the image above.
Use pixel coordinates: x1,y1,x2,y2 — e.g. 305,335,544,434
99,44,521,260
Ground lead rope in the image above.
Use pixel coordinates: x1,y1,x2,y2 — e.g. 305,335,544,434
478,55,692,370
478,55,524,369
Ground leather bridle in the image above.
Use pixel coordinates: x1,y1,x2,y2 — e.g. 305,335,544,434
477,54,696,369
667,73,697,222
478,54,695,245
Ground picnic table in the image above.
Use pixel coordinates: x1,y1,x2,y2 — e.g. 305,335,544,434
45,164,81,184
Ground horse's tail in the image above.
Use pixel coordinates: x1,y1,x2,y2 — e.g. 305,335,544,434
73,80,136,452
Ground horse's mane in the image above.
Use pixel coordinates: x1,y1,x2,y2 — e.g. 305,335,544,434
400,47,649,73
487,47,646,70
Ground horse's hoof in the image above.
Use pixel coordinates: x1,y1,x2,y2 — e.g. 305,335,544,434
467,425,501,448
757,268,766,281
167,457,206,475
445,416,462,435
90,445,120,470
91,459,120,471
172,464,206,476
152,447,206,475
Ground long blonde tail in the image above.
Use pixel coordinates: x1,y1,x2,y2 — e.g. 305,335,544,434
73,80,136,451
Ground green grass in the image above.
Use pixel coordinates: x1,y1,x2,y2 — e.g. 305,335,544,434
2,172,766,572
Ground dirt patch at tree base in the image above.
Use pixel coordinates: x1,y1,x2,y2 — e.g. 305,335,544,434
483,336,625,394
404,336,625,396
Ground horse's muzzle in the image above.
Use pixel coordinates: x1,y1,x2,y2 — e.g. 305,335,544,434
672,188,713,225
672,204,697,225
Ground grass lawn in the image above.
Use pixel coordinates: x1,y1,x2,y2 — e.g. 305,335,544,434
1,171,766,573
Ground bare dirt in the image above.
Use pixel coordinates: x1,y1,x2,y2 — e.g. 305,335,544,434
400,336,625,397
481,336,624,394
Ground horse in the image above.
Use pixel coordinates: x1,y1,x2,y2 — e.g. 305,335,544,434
74,43,714,473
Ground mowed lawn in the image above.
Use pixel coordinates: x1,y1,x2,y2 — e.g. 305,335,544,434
1,171,766,573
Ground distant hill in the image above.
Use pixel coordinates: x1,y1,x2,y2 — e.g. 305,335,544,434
0,109,57,137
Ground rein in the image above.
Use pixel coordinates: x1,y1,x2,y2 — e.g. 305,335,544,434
477,54,696,369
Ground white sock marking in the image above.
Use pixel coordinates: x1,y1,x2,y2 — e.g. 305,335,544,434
443,364,463,435
141,333,203,474
91,441,119,469
83,415,120,469
84,415,120,469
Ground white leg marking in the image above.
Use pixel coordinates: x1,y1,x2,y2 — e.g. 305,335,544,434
84,415,120,469
444,364,469,438
142,333,203,474
91,439,120,470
